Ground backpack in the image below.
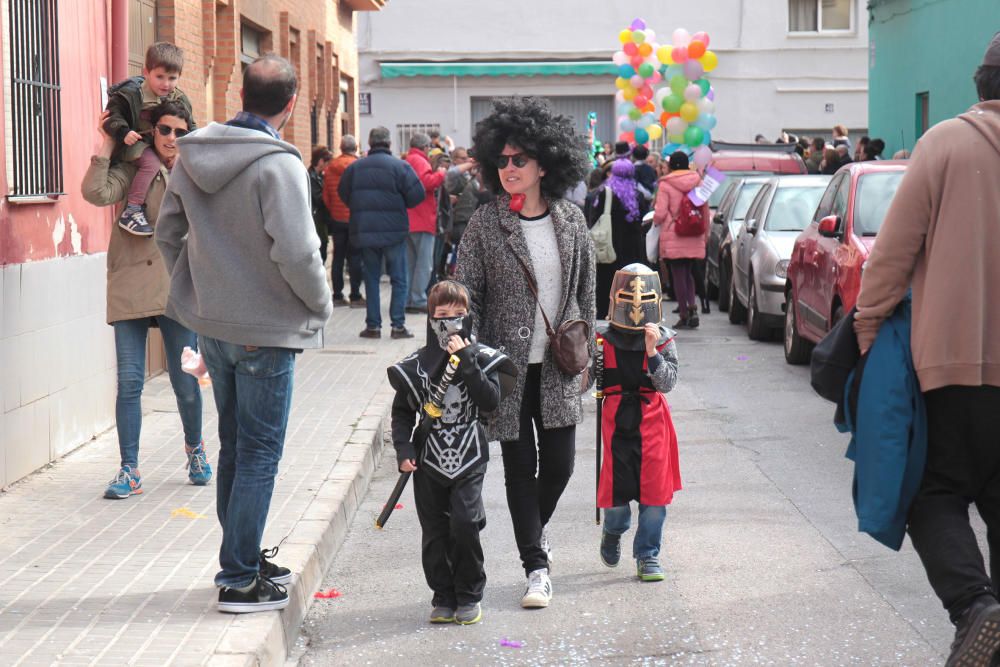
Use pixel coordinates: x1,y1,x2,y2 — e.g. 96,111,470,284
590,188,616,264
673,196,706,237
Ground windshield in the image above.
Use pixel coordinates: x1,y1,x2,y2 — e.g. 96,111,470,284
854,171,905,236
764,186,827,232
709,171,761,207
732,182,765,220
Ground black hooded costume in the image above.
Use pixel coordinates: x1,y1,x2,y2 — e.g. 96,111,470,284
387,314,516,608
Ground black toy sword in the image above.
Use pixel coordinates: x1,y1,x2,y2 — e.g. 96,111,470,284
375,353,462,529
595,336,605,525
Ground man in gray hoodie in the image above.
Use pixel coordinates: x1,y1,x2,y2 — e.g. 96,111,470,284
156,54,331,613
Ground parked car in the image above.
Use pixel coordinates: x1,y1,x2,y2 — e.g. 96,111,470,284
707,176,771,311
728,175,831,340
783,161,908,364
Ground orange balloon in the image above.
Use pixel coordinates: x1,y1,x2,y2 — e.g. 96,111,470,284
688,40,706,59
644,102,655,113
660,112,670,125
638,43,653,57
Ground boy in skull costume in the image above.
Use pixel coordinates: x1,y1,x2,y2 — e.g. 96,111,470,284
387,281,517,625
596,263,682,582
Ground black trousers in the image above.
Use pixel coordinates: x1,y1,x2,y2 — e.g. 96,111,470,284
692,258,707,301
412,464,487,608
907,385,1000,621
500,363,577,575
330,221,363,300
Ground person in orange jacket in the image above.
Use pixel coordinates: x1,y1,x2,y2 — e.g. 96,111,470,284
323,135,364,307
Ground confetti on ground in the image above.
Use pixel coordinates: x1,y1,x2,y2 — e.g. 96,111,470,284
394,503,404,510
170,507,207,519
499,638,524,648
314,589,342,599
736,355,749,361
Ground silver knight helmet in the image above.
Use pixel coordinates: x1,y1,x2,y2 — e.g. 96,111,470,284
609,263,662,331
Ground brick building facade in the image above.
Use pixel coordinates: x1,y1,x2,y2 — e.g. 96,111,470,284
0,0,382,488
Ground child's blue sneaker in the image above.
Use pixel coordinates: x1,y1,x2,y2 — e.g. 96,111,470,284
104,465,142,499
637,557,665,582
600,531,621,568
186,443,213,486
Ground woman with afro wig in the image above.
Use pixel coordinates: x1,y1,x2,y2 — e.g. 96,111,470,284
456,96,596,610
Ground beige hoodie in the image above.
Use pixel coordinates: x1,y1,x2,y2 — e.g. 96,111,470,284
854,100,1000,391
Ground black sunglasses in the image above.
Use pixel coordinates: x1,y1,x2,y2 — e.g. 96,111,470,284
495,153,531,168
156,124,190,139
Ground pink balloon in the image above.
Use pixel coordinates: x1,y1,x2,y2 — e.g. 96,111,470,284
650,71,662,83
693,145,713,168
630,75,644,88
612,51,628,66
692,31,710,48
634,95,648,109
672,46,689,64
672,28,691,47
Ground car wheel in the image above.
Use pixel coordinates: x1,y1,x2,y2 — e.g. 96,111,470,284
747,278,769,341
728,268,746,324
784,293,813,365
718,257,731,312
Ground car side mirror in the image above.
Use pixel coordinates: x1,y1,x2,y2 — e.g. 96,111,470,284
746,218,758,235
818,215,841,238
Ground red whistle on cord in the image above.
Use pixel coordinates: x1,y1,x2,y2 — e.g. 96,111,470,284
509,193,526,213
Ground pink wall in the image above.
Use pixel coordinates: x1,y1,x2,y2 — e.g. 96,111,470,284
0,1,114,266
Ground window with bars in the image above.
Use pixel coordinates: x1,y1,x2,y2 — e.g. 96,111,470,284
788,0,852,33
397,124,440,152
8,0,63,198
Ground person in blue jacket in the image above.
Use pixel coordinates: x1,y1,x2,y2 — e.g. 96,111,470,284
339,126,425,340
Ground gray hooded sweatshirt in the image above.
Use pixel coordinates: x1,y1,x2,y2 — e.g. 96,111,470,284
156,122,332,349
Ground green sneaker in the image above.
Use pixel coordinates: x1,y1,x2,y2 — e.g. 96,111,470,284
637,558,665,582
429,605,455,624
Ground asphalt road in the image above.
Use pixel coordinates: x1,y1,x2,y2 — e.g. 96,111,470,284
296,308,968,666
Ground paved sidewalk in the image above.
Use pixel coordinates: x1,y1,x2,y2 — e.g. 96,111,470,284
0,287,420,666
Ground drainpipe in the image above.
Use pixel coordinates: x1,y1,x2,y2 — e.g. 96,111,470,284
111,0,129,82
453,75,458,135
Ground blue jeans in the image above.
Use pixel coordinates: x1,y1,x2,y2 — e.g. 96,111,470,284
113,316,202,469
406,232,435,308
603,503,667,560
361,241,408,330
199,336,297,588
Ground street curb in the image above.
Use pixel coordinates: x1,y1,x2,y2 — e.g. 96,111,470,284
207,385,395,667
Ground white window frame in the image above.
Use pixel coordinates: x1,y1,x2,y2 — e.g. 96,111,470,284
787,0,855,36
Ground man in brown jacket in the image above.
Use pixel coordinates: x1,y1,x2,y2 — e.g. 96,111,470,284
854,34,1000,665
322,135,364,306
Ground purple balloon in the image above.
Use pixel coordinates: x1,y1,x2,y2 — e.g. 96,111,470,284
707,88,716,101
683,60,704,81
630,18,646,30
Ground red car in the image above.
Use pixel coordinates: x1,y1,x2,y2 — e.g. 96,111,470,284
783,161,908,364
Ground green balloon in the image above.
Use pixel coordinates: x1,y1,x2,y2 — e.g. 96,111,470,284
663,94,683,113
638,62,654,79
696,78,711,96
670,75,688,96
628,107,642,121
684,125,705,147
632,30,646,44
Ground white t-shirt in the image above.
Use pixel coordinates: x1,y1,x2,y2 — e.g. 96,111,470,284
519,212,563,364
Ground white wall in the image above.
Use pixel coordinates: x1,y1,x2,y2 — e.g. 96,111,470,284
357,0,868,147
1,255,116,487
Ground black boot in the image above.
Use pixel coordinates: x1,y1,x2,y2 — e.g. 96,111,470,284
701,297,711,314
945,595,1000,667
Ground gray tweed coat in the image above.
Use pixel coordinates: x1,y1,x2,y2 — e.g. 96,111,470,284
457,194,597,442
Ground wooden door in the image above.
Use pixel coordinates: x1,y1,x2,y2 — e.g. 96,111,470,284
128,0,157,76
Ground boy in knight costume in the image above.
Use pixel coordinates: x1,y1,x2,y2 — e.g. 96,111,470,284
387,281,516,625
596,263,681,582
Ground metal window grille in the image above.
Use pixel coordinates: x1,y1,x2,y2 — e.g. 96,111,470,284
397,124,440,152
9,0,63,197
326,112,334,151
310,104,319,146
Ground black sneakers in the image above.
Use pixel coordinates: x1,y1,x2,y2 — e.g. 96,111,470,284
218,576,288,613
600,531,621,568
946,596,1000,667
259,546,292,585
390,327,415,339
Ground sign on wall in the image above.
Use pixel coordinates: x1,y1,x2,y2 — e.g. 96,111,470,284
359,92,372,115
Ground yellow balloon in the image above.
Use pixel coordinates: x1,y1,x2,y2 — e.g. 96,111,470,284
701,50,719,72
647,124,663,140
668,133,685,144
679,102,699,123
615,77,628,90
623,87,637,101
619,29,632,44
657,45,674,65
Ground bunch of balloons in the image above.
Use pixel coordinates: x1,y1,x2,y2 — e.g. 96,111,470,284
612,18,664,146
654,28,719,168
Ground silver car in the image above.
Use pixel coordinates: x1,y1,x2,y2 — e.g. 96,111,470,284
729,175,831,340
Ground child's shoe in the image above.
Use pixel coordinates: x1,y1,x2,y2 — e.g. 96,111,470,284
186,442,213,485
637,557,665,582
455,602,482,625
521,568,552,608
600,531,621,568
118,204,154,236
429,605,456,624
104,465,142,499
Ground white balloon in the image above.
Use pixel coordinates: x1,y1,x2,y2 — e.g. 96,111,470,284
672,28,691,47
645,29,656,42
698,98,715,115
612,51,628,66
684,84,702,103
666,116,688,136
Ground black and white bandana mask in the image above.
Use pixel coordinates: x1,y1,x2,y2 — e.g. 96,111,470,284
429,314,473,350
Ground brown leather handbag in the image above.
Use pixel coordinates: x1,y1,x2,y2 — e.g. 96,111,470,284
514,253,592,376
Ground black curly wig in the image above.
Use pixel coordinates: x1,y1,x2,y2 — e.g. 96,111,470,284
471,96,591,200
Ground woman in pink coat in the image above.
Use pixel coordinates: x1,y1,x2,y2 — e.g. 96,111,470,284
653,151,710,328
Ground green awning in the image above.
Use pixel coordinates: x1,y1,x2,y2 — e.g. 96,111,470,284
380,61,617,79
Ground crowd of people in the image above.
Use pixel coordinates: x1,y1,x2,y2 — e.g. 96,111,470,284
79,30,1000,665
754,124,911,174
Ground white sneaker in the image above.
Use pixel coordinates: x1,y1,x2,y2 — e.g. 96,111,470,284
521,568,552,608
541,528,553,567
